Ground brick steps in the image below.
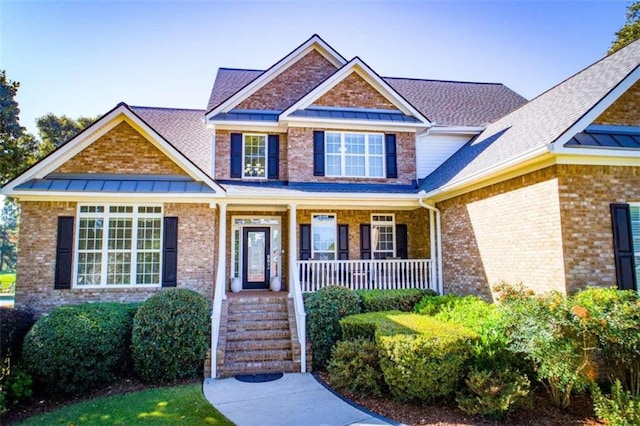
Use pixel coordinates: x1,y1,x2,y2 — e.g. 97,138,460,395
217,292,301,377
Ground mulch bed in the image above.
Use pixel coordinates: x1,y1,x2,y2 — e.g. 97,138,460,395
316,371,603,426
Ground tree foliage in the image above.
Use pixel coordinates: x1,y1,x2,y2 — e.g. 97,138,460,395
36,113,96,157
609,1,640,54
0,71,38,185
0,199,19,271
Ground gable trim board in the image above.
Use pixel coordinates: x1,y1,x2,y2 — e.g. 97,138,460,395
1,103,225,198
280,57,431,128
205,35,346,118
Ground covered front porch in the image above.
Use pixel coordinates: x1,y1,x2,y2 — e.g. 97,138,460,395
209,189,443,378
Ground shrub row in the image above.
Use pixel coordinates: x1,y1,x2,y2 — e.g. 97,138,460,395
20,288,211,395
357,288,435,312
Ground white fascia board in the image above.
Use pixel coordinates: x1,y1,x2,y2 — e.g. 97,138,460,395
554,150,640,165
225,193,420,209
208,121,286,132
283,116,424,132
551,65,640,154
205,36,346,119
280,58,431,126
1,104,226,196
425,126,485,135
422,145,552,200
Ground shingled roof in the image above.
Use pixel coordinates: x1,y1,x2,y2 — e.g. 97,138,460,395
206,68,526,127
130,106,212,176
420,39,640,196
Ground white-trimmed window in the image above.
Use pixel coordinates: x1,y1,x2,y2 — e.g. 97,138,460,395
243,134,267,178
312,214,336,260
326,132,384,177
76,205,163,287
631,204,640,282
371,214,395,259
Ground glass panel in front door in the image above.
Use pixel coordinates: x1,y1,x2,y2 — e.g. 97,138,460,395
247,231,266,282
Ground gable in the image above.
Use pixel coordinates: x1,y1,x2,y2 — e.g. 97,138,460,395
55,121,187,176
312,72,397,110
235,50,338,111
593,80,640,126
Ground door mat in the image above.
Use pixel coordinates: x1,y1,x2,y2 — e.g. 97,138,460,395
235,373,284,383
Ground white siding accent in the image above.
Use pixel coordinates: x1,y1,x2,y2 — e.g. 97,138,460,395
416,133,473,179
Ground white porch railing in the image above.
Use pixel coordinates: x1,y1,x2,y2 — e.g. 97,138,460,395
297,258,433,293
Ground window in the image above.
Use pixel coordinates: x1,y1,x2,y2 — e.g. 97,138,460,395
371,214,395,259
325,132,384,177
243,134,267,178
312,214,336,260
76,205,163,287
631,204,640,282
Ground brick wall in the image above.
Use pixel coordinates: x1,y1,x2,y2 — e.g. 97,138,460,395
557,164,640,293
593,80,640,126
56,121,186,175
296,208,430,260
312,72,396,109
437,166,566,300
287,128,416,184
236,50,337,111
214,130,288,181
16,201,215,316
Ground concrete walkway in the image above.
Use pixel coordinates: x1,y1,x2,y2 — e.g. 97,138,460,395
203,373,396,426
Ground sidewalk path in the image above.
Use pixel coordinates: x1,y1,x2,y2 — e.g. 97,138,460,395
203,373,397,426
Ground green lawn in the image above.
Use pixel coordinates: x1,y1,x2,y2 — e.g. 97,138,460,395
17,384,234,425
0,272,16,294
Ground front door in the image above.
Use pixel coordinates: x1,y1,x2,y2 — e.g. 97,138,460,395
242,227,270,290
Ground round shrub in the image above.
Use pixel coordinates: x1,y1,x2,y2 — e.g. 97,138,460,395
132,288,210,383
22,302,137,395
0,307,34,360
328,339,385,397
304,285,361,369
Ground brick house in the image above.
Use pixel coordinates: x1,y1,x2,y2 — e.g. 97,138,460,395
2,35,639,377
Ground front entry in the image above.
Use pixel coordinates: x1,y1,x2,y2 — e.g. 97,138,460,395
242,227,271,290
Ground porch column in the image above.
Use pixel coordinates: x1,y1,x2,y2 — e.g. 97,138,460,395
217,202,227,300
288,203,297,297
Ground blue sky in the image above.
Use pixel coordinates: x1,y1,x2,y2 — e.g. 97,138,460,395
0,0,630,136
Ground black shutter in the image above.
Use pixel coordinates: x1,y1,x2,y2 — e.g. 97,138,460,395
162,217,178,287
396,224,408,259
313,131,325,177
300,224,311,260
385,134,397,178
610,204,637,291
268,135,279,180
360,224,371,259
230,133,243,178
338,224,349,260
54,216,74,289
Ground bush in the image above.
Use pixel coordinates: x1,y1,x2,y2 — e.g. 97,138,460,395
592,380,640,426
497,289,593,409
456,368,530,419
375,314,477,403
132,289,210,383
357,289,435,312
327,339,385,397
304,286,361,369
22,302,138,394
571,287,640,396
414,293,461,316
0,307,34,359
0,362,32,412
340,311,406,341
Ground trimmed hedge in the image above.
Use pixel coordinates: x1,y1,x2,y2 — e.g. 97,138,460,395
357,289,436,313
22,302,138,395
340,310,477,403
0,307,34,359
132,289,210,383
304,285,361,369
327,339,385,397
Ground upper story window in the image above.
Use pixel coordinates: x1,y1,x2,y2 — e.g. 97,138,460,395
312,214,336,260
325,132,384,178
243,134,267,178
371,214,395,259
75,205,163,287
